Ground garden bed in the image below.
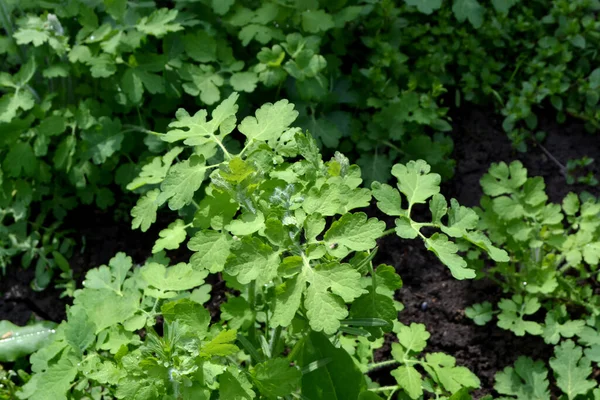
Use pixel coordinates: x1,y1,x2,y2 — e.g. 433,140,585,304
2,106,597,397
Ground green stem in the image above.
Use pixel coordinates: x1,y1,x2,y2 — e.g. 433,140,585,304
380,228,396,238
369,385,400,393
367,359,399,372
507,57,525,85
122,124,162,136
248,281,257,343
381,140,405,155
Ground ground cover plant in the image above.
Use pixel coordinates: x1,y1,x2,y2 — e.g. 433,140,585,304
4,0,599,291
466,161,600,398
1,0,600,398
2,95,508,399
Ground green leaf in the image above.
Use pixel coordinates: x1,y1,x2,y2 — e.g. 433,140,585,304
127,147,182,190
121,69,143,104
424,353,480,393
136,8,183,37
494,356,550,400
304,283,348,335
394,323,430,354
301,10,335,33
219,367,255,399
64,309,96,355
105,0,127,19
37,115,66,136
193,188,238,230
212,0,235,15
480,161,527,197
425,233,475,279
452,0,484,28
81,117,123,164
188,230,232,273
181,64,224,104
152,219,188,253
238,99,298,142
2,141,36,177
88,54,117,78
0,91,35,122
131,189,159,232
183,31,217,63
162,92,239,146
226,211,265,236
226,237,280,285
221,297,253,330
405,0,443,14
230,72,259,92
391,364,422,399
18,350,78,400
0,321,56,362
497,296,543,336
549,340,596,400
200,329,238,358
349,289,396,339
272,275,305,328
392,160,441,208
542,310,585,345
358,153,393,185
293,331,367,400
251,358,301,398
589,68,600,90
442,199,479,238
73,290,139,333
161,299,210,336
82,252,132,294
359,392,384,400
372,182,402,216
158,155,208,210
323,212,386,254
465,302,493,325
491,0,517,14
311,262,365,303
141,262,208,294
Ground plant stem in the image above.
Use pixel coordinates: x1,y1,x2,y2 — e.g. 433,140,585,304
367,359,399,372
369,385,400,393
537,143,567,177
380,228,396,238
122,124,162,136
381,140,405,155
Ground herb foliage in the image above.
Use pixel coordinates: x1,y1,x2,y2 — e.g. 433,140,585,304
4,95,504,400
466,161,600,398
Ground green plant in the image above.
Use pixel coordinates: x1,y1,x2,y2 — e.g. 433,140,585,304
4,95,508,400
465,160,600,398
6,0,599,291
0,0,468,290
566,156,598,186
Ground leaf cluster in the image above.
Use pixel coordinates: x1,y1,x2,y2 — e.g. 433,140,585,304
465,160,600,398
2,95,504,399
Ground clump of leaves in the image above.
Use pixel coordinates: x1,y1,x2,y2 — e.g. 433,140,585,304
465,160,600,398
10,95,504,399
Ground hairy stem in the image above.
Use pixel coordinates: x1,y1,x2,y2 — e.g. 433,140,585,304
367,359,399,372
369,385,399,393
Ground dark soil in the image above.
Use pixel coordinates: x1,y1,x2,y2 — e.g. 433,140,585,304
1,106,598,398
369,107,599,398
0,206,155,325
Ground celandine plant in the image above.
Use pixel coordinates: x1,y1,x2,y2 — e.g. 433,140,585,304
466,161,600,399
12,94,507,400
